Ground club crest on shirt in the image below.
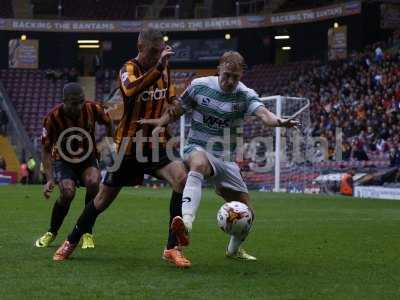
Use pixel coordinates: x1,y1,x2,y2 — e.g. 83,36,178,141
202,97,211,106
121,72,129,82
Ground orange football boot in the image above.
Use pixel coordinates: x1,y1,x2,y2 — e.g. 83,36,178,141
163,247,191,268
53,240,77,261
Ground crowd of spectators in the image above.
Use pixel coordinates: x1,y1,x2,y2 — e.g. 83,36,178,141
273,42,400,161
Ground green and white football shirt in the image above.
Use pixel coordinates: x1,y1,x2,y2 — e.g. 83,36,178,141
181,76,264,159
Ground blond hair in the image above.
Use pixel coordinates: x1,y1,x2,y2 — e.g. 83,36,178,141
219,51,246,70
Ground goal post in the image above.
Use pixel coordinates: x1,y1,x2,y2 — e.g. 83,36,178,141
261,95,310,192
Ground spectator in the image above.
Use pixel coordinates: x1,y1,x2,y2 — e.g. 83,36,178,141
352,138,369,161
341,140,352,161
312,141,325,163
375,45,384,63
269,41,399,161
389,146,400,167
376,137,388,154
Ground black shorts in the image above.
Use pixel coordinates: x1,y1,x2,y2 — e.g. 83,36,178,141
53,156,99,187
103,148,176,187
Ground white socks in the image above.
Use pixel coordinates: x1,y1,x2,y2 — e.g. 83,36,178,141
182,170,204,232
227,221,251,255
227,234,247,255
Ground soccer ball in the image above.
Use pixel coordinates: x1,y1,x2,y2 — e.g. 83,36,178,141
217,201,253,237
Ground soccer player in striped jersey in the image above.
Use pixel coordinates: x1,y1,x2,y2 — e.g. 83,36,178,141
140,51,300,262
53,29,191,268
35,82,112,249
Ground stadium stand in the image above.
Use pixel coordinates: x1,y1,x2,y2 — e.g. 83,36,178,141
0,40,398,190
0,0,14,18
240,43,399,161
95,69,118,101
275,0,342,13
4,41,397,159
0,69,64,148
278,43,400,161
237,43,399,189
241,62,316,97
158,0,179,19
62,0,150,20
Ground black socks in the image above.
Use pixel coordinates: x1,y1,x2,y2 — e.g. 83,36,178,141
48,200,70,235
166,191,183,249
68,200,101,244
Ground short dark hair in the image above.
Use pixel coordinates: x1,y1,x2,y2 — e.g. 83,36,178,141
63,82,84,100
138,29,163,45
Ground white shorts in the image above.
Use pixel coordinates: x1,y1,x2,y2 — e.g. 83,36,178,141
183,145,248,194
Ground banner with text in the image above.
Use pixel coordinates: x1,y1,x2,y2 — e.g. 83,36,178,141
328,25,347,60
0,1,361,33
354,186,400,200
8,39,39,69
170,38,237,62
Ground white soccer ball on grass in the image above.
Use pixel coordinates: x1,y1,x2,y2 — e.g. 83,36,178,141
217,201,253,237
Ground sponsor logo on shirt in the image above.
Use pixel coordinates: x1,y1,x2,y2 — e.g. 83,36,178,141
204,115,230,128
138,88,167,102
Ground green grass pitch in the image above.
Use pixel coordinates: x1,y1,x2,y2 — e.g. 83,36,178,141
1,185,400,299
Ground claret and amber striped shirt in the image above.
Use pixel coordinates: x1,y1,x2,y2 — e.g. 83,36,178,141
115,58,176,155
42,101,111,161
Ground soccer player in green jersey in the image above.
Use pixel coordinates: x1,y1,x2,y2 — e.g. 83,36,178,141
140,51,300,262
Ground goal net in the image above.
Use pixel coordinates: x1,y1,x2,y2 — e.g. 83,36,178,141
253,96,313,192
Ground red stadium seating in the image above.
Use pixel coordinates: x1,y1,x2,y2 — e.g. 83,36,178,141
0,69,63,145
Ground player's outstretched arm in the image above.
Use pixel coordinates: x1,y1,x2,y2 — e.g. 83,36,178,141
255,106,301,129
137,101,184,128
